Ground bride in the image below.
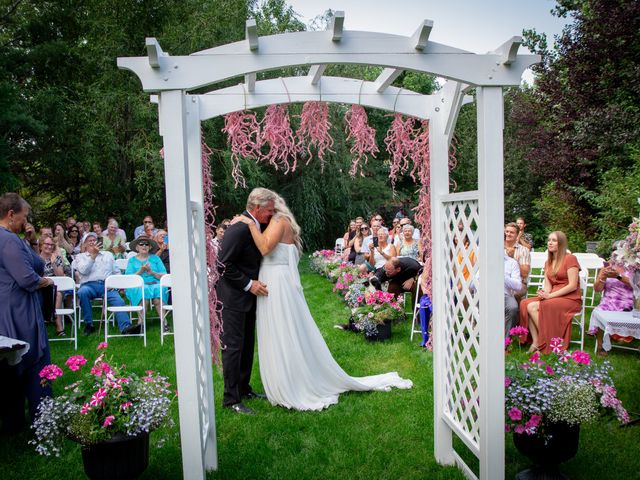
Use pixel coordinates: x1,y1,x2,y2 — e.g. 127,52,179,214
234,194,412,411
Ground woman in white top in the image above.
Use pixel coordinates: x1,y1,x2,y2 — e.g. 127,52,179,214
364,227,397,272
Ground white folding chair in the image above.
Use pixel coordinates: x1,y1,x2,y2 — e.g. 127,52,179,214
47,276,78,350
526,252,547,297
159,274,173,345
570,271,589,350
409,290,423,341
574,253,604,308
115,258,129,273
334,238,345,255
104,275,146,346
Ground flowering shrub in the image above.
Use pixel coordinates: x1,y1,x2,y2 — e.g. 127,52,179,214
31,344,174,457
353,290,405,337
611,217,640,271
505,334,629,436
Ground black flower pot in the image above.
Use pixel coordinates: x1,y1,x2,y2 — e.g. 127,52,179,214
81,432,150,480
513,422,580,480
365,320,392,342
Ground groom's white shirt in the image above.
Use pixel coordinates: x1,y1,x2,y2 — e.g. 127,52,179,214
243,211,261,292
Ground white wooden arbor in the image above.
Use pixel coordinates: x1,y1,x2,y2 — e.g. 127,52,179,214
118,13,538,480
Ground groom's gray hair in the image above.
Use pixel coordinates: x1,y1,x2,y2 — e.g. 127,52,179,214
246,187,278,211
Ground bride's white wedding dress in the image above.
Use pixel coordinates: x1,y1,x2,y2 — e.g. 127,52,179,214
257,243,412,411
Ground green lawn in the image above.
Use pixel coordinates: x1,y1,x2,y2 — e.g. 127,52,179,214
1,261,639,479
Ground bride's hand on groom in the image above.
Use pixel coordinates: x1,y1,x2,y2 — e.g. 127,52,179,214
230,215,253,226
250,280,268,296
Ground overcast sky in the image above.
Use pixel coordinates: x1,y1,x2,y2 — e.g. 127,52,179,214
286,0,572,83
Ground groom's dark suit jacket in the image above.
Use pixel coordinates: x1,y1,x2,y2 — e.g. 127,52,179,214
216,212,262,312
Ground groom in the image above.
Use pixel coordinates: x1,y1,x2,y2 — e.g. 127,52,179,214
217,187,276,415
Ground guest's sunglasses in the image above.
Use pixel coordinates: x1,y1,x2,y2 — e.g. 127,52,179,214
138,242,150,246
361,227,369,231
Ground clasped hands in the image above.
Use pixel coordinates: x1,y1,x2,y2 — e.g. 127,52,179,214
536,288,551,300
250,280,268,296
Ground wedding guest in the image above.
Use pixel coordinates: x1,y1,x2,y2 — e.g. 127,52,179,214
126,236,168,331
0,193,54,433
213,224,227,250
143,219,158,239
397,224,421,260
519,231,581,353
134,215,156,239
65,216,76,229
66,224,81,258
363,227,396,274
349,224,367,265
81,221,91,236
102,219,126,259
370,256,422,296
154,230,170,273
39,237,71,336
504,222,530,297
92,221,104,248
588,259,634,356
342,220,357,261
504,253,523,336
516,217,533,250
107,216,127,242
361,219,382,251
23,222,39,253
399,217,420,241
73,233,137,336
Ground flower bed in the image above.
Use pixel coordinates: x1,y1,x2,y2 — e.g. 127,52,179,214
309,250,405,339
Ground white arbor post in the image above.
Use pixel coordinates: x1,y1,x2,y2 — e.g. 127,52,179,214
159,90,217,479
476,86,505,480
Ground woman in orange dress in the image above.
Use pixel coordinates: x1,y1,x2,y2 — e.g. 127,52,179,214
519,231,581,353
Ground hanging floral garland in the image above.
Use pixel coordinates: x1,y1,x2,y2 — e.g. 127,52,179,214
200,139,224,363
383,114,416,188
296,101,334,172
260,104,297,174
221,111,262,188
344,105,379,177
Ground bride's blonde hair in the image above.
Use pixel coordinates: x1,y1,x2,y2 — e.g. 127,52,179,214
273,194,302,253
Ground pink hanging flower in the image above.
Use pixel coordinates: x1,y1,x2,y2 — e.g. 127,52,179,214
65,355,87,372
260,104,297,173
296,101,334,171
344,105,378,177
39,364,63,381
384,114,415,186
102,415,115,428
222,111,262,187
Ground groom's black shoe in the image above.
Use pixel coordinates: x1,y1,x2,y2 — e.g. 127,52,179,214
227,403,255,415
243,391,267,400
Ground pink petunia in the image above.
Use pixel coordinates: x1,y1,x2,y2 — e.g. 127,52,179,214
120,401,133,410
97,342,108,350
545,365,554,375
504,337,512,347
102,415,115,428
39,364,63,381
514,424,526,434
528,351,540,363
80,403,91,415
508,407,522,421
549,337,564,353
504,376,512,388
509,326,528,337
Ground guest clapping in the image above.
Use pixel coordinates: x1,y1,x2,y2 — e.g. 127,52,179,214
125,236,168,331
103,219,126,259
40,237,71,336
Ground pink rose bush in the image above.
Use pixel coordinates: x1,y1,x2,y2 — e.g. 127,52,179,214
31,344,174,457
505,336,628,436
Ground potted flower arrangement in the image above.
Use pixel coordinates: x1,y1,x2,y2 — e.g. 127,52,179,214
31,343,174,480
505,331,629,478
309,249,340,276
352,290,405,341
611,217,640,315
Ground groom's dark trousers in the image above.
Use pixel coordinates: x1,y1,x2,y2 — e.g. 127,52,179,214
216,214,262,407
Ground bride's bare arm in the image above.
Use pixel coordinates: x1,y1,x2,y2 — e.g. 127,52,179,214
239,217,286,256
